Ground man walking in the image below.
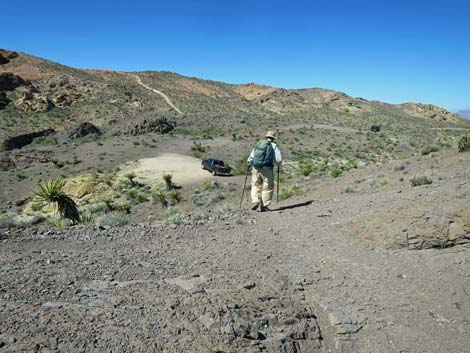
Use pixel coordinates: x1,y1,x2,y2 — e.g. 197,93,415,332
247,131,282,211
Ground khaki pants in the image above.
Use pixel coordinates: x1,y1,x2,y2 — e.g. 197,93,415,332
251,166,274,207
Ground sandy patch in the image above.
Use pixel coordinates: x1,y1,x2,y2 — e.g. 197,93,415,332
119,153,209,186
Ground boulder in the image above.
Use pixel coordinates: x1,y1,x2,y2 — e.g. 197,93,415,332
0,92,10,109
69,122,101,139
0,73,28,91
3,129,55,151
0,54,9,65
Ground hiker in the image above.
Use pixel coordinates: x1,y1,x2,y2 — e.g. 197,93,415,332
247,130,282,211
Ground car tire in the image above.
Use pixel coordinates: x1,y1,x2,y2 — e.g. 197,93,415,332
212,170,216,176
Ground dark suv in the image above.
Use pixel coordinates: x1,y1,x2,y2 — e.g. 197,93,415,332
201,158,232,176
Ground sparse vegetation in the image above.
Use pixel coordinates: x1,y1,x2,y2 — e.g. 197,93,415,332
278,184,304,201
96,212,129,227
410,174,433,187
421,144,440,155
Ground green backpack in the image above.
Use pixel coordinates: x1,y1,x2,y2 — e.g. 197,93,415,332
251,139,275,168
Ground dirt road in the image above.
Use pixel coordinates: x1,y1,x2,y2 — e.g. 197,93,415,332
130,74,183,114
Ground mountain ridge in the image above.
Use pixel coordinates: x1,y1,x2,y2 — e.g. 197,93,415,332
0,49,462,123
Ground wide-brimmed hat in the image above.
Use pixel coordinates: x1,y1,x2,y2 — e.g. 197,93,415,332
265,130,277,139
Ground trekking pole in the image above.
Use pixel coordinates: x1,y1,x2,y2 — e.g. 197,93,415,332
239,164,250,209
276,165,280,203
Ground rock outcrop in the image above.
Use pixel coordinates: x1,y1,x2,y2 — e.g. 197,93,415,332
126,115,175,135
3,129,55,151
407,207,470,250
0,72,28,91
15,90,54,112
400,103,460,122
69,122,102,139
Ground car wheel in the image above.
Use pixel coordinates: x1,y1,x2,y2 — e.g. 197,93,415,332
201,163,205,170
212,170,216,176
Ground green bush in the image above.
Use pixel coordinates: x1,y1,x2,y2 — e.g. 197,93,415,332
152,190,168,207
458,135,470,152
168,190,183,205
191,141,206,153
410,174,433,187
299,162,316,176
330,167,343,178
421,144,440,155
377,175,389,186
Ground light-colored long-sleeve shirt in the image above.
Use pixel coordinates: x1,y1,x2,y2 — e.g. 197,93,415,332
247,141,282,166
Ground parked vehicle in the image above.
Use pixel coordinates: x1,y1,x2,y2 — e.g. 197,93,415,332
201,158,232,176
371,125,381,132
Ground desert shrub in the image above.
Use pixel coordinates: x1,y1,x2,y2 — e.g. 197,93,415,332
458,135,470,152
152,190,168,207
299,162,316,176
421,144,440,155
200,179,221,191
377,175,389,186
278,184,304,201
330,167,343,178
343,186,355,193
192,185,225,206
231,155,250,175
165,208,185,225
34,178,80,223
168,190,183,205
126,189,147,203
115,201,131,214
394,163,406,171
191,141,206,153
410,174,433,187
96,212,129,227
79,213,96,224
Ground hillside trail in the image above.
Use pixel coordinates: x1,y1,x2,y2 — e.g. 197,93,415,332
129,73,183,114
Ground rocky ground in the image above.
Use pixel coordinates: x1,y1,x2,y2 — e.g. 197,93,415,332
1,150,469,353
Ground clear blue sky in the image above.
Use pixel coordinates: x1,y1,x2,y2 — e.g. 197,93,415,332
3,0,469,110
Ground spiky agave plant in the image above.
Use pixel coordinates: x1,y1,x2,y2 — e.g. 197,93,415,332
34,178,80,223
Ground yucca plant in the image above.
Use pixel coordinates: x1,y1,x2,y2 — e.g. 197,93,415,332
163,173,174,190
34,178,80,223
458,135,470,152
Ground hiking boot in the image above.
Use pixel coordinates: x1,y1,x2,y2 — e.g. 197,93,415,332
260,205,270,212
251,203,260,211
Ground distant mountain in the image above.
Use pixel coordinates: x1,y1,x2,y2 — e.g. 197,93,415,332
456,110,470,118
0,48,467,141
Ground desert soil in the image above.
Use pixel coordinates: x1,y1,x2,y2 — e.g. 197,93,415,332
1,150,470,353
118,153,210,186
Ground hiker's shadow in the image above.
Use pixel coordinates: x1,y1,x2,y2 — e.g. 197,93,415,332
272,200,314,211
